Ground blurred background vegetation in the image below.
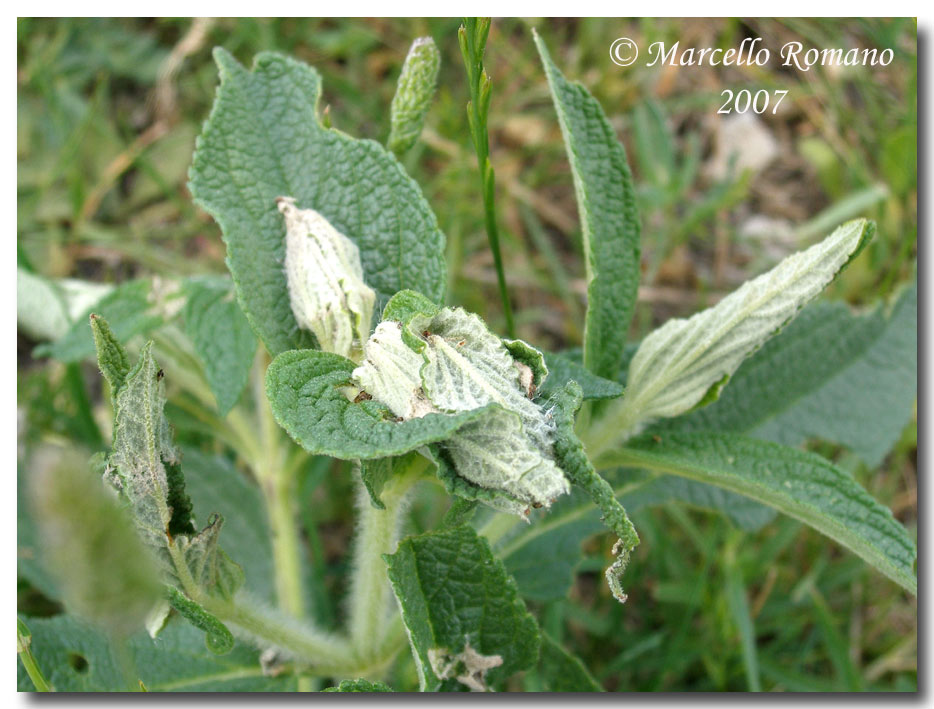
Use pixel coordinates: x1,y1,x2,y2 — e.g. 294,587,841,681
18,18,916,691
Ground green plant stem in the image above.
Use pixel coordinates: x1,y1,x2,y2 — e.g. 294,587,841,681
459,17,515,338
17,620,52,692
348,456,427,662
251,352,307,621
202,596,356,675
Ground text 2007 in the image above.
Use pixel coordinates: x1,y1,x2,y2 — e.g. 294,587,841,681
718,89,788,114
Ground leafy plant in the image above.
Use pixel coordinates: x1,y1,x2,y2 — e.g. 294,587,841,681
18,20,916,693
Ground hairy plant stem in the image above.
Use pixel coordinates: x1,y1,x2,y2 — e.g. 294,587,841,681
459,17,515,338
348,456,428,663
251,350,307,621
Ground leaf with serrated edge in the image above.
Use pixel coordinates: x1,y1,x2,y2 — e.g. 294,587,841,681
189,50,446,356
384,524,540,691
265,349,491,459
539,351,624,401
655,279,917,468
611,219,873,435
107,342,177,548
534,32,641,381
183,277,257,416
605,431,916,593
551,382,639,602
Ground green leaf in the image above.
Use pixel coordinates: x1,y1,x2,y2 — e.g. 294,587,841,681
608,219,874,434
551,382,638,602
266,349,490,459
183,277,257,416
657,279,917,468
323,678,395,692
360,452,420,510
540,351,624,401
28,447,163,637
106,342,181,548
534,32,641,380
174,514,245,601
384,524,540,691
388,36,441,155
606,432,917,593
179,446,275,602
166,587,235,655
189,49,446,356
36,279,163,363
17,614,297,691
89,313,131,396
539,633,603,692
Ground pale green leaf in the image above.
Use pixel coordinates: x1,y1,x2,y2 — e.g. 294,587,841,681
613,219,874,434
89,313,131,398
534,32,641,380
107,342,179,547
28,447,162,637
189,49,446,356
183,277,257,416
657,279,917,467
266,349,490,459
388,36,441,155
605,431,916,593
36,279,162,363
384,524,540,691
355,299,570,511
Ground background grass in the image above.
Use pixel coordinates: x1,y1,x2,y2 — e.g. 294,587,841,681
17,17,917,691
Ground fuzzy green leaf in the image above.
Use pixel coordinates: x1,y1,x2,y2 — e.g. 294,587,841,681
657,279,917,467
388,36,441,154
534,32,641,380
384,524,540,691
28,448,163,637
612,220,874,434
540,351,624,401
166,587,235,655
107,342,181,547
323,679,395,692
266,349,491,459
551,382,639,602
179,446,274,602
189,49,446,356
606,432,917,593
183,277,257,416
89,313,131,396
37,279,162,363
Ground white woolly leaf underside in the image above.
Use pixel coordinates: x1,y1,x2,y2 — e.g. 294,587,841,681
621,219,869,429
353,307,569,510
279,197,376,359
